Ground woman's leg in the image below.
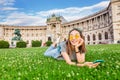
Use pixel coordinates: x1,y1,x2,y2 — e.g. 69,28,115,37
44,42,57,54
44,42,61,58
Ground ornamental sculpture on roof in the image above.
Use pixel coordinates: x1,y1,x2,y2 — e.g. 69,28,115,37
47,14,61,22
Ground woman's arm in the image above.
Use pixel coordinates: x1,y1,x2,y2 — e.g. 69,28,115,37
76,53,85,63
75,38,85,63
77,62,100,68
61,52,76,65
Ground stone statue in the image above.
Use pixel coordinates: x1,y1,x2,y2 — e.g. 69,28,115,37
10,29,22,47
12,29,22,41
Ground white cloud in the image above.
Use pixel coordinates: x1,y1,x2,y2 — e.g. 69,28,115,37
0,12,46,26
0,0,15,6
0,7,18,11
0,0,110,26
36,1,110,21
0,0,17,11
91,0,110,8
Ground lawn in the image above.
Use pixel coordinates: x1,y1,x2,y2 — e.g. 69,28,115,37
0,44,120,80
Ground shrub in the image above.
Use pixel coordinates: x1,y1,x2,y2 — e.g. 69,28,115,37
46,40,52,46
0,40,9,48
117,40,120,43
32,40,42,47
16,41,27,48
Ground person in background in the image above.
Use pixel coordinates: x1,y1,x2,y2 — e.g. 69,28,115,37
44,28,100,68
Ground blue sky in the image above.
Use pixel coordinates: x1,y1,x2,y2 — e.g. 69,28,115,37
0,0,110,26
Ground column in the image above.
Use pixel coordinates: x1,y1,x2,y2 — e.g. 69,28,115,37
95,17,97,29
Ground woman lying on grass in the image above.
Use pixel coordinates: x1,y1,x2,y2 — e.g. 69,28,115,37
44,28,100,68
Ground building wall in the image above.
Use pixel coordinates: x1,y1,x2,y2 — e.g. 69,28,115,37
0,0,120,46
60,0,120,44
111,0,120,43
0,25,46,47
61,8,113,44
0,26,4,40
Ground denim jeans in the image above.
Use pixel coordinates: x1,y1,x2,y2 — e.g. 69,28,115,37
44,45,61,58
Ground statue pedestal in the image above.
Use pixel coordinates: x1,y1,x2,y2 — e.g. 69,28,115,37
10,41,17,48
27,44,31,47
11,29,22,48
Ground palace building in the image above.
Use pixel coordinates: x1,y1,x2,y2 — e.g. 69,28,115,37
0,0,120,46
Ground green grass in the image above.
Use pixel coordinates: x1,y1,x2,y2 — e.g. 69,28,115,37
0,44,120,80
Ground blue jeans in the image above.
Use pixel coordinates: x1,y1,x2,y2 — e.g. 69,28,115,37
44,45,61,58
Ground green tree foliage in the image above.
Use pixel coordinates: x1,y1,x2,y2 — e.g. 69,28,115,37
16,41,27,48
32,40,42,47
0,40,9,48
117,40,120,43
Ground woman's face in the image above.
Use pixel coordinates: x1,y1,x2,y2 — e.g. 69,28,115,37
69,30,82,46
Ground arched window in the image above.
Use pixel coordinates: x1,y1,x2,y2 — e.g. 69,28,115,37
105,32,108,39
93,34,96,41
87,35,90,41
32,33,34,37
48,37,51,41
27,40,29,44
98,33,102,40
36,34,38,37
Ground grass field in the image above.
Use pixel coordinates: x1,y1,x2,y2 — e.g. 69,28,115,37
0,44,120,80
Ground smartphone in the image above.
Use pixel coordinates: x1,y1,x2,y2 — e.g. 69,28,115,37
93,60,104,64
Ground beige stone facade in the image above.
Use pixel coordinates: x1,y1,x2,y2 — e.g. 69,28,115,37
0,0,120,46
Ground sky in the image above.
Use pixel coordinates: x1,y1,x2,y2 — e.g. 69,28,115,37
0,0,110,26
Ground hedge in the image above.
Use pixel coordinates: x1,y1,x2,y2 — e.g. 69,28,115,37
32,40,42,47
46,40,52,46
16,41,27,48
0,40,9,48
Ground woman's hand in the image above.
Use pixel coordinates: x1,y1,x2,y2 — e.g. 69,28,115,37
84,62,100,68
61,52,76,65
75,38,84,52
77,62,100,68
75,38,84,49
